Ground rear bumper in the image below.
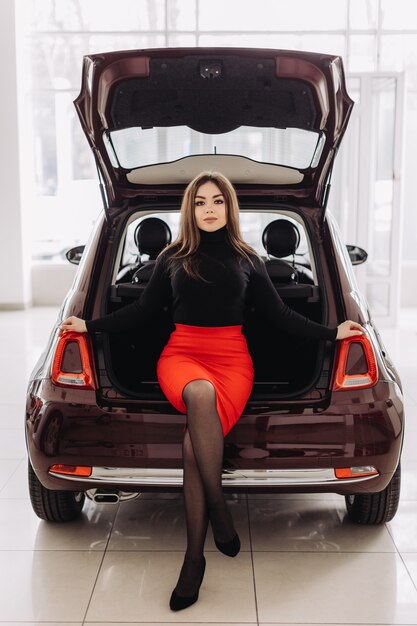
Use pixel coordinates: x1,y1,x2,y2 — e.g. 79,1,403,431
26,378,404,495
49,466,382,489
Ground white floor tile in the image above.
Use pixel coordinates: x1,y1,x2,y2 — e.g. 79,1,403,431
400,459,417,501
0,623,81,626
253,551,417,624
402,428,417,461
86,551,257,622
402,552,417,588
0,428,27,460
108,496,250,552
0,623,82,626
388,500,417,553
0,458,22,492
0,497,117,550
0,458,29,498
249,498,396,552
0,550,103,622
0,402,26,429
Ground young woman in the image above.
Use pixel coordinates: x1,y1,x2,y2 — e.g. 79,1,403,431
60,171,363,611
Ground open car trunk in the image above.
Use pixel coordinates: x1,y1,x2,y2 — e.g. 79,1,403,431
100,281,328,401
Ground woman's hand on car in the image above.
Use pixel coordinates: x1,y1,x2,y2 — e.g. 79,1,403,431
336,320,364,340
59,316,87,333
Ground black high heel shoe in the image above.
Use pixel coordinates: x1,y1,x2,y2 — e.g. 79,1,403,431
169,556,206,611
215,532,241,557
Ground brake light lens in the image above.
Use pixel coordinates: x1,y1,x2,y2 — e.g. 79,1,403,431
332,333,378,391
335,466,378,479
49,464,92,477
51,331,97,390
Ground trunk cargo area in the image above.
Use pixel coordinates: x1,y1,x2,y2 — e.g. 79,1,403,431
100,285,329,400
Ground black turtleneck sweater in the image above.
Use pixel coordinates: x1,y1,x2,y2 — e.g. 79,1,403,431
86,224,337,340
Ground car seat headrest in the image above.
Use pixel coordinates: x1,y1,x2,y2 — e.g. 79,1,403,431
262,219,300,258
134,217,172,259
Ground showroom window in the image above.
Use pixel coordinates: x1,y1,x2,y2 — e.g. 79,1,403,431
16,0,417,269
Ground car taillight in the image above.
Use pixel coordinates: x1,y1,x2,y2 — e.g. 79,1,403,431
332,333,378,391
335,466,378,479
51,331,97,390
49,464,92,477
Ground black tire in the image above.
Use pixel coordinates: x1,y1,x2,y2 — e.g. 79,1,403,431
345,462,401,524
28,460,85,522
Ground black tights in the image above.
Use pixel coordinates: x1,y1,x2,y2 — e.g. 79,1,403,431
173,379,236,596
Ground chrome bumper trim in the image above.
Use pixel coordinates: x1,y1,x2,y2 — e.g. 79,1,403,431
48,467,379,487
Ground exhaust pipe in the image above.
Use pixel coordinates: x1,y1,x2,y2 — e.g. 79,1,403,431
86,489,140,504
92,490,120,504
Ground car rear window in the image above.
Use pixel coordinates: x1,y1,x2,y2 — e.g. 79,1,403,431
105,126,324,171
116,210,314,284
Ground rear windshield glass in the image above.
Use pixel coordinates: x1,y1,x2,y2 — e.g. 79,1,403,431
116,211,314,285
105,126,324,171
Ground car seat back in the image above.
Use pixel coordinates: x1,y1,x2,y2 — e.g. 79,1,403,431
262,219,300,284
132,218,172,284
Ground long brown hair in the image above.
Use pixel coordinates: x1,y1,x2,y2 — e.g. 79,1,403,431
161,171,261,281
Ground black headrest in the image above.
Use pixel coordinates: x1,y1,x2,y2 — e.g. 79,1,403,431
262,220,300,258
134,218,172,259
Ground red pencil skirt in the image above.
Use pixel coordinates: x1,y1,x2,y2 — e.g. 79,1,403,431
156,323,254,436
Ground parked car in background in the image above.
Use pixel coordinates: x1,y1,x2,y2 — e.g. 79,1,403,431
26,47,403,524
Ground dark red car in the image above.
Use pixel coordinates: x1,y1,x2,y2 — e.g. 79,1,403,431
26,47,404,524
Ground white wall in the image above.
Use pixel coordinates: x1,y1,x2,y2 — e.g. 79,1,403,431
0,0,31,309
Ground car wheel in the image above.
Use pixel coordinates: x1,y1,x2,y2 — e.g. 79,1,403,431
28,460,85,522
345,462,401,524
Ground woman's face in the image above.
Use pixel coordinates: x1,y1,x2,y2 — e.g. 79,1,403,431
194,180,228,232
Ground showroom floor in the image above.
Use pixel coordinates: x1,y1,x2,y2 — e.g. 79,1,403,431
0,306,417,625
